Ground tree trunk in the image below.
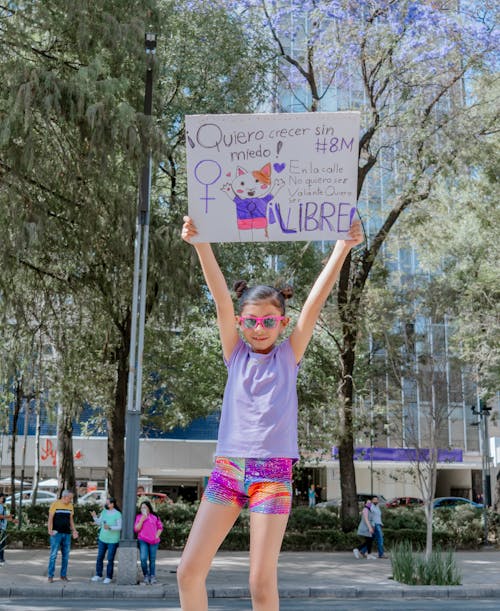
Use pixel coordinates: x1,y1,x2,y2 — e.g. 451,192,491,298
336,250,361,529
107,317,131,508
338,336,359,529
57,409,76,497
9,379,23,517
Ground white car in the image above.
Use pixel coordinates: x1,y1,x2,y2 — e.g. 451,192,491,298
6,490,58,506
78,489,107,505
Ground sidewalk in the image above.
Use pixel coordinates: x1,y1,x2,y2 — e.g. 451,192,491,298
0,548,499,600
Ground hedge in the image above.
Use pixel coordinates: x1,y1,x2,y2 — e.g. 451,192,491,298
6,502,494,551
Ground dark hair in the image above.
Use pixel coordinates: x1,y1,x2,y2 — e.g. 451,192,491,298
0,493,5,502
140,500,157,516
233,280,293,315
107,497,120,512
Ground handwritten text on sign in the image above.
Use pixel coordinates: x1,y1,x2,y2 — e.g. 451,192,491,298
186,112,360,243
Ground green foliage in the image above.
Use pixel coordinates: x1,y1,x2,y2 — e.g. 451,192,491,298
287,506,341,532
383,507,426,531
11,501,490,552
0,0,272,499
432,506,485,548
390,540,417,584
391,541,461,586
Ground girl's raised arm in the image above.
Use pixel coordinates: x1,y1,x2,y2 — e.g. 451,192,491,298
289,220,363,364
182,216,239,361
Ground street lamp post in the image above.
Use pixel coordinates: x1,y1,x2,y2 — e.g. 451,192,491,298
117,32,157,585
471,399,492,546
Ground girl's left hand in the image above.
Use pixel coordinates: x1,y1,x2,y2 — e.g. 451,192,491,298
339,219,363,249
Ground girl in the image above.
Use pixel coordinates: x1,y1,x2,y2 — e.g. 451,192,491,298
90,497,122,583
134,500,163,585
178,215,363,611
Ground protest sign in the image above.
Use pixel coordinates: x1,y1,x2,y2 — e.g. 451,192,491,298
186,112,360,242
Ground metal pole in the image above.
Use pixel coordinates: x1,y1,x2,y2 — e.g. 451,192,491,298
118,32,156,585
481,401,491,547
481,409,488,545
482,402,491,506
472,400,491,546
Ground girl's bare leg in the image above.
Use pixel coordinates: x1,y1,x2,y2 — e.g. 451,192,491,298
177,499,241,611
248,512,289,611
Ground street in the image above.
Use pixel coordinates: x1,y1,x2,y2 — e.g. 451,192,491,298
2,600,500,611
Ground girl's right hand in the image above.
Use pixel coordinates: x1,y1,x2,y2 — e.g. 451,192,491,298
181,216,198,243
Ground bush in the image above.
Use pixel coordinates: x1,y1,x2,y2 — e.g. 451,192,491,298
5,499,493,551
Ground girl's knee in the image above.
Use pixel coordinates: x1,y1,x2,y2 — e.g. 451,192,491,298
177,558,204,591
249,570,277,604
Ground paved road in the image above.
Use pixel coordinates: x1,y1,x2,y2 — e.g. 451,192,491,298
2,600,500,611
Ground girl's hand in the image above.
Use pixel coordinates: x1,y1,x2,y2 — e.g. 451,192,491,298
181,216,198,243
337,219,363,250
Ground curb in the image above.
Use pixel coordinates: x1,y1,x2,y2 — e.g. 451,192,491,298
1,585,500,600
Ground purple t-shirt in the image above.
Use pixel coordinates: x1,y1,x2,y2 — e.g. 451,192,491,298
215,338,299,460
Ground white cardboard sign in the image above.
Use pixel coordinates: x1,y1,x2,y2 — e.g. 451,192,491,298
186,112,360,242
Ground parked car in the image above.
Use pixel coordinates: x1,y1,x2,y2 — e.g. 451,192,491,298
78,489,107,505
433,496,483,509
316,493,387,508
386,496,424,508
79,490,171,506
6,490,57,506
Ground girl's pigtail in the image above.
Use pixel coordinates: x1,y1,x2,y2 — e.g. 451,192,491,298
233,280,248,299
279,285,294,301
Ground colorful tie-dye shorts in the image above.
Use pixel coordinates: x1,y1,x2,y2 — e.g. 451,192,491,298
203,456,293,514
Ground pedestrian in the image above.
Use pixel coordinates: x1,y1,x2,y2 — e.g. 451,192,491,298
47,490,79,582
370,495,388,558
0,493,18,566
134,500,163,585
353,499,374,559
308,484,317,508
90,497,122,583
177,215,363,611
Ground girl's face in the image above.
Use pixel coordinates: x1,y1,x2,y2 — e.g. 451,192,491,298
237,301,289,354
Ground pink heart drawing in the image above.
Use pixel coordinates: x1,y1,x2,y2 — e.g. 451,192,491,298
273,162,286,173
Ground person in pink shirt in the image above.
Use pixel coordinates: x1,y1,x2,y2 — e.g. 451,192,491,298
134,501,163,585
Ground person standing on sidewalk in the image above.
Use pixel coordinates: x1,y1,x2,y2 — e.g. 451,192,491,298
0,493,18,566
308,485,317,508
47,490,79,582
353,499,374,559
370,496,388,559
178,215,363,611
134,500,163,585
90,497,122,584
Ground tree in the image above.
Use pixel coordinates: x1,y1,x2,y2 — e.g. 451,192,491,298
231,0,498,527
399,116,500,399
0,0,272,504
